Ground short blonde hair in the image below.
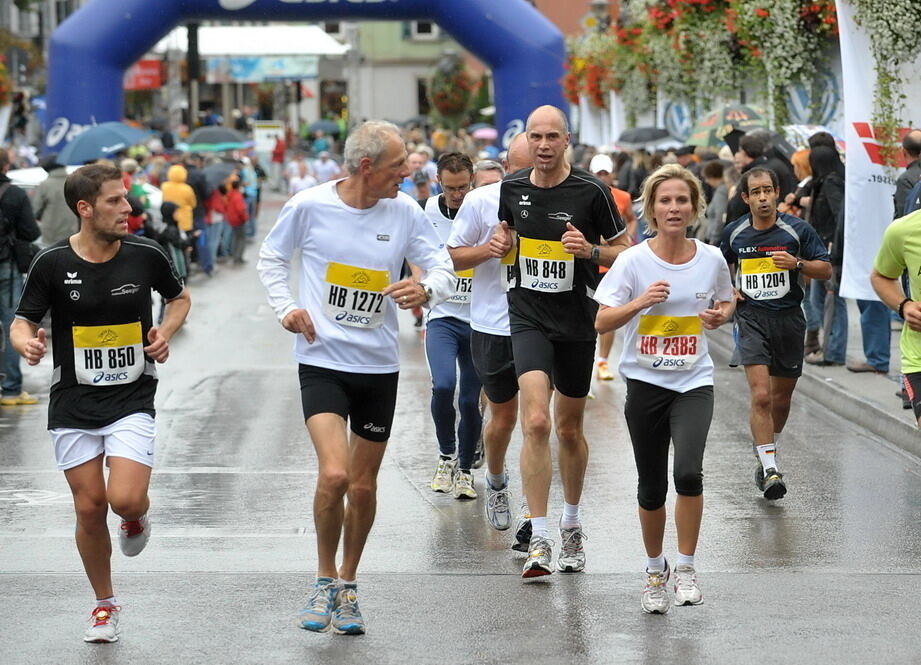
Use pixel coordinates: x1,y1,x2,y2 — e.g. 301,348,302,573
640,164,706,232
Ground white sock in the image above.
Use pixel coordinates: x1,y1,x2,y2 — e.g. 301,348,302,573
531,516,549,539
96,596,117,607
560,502,581,528
676,552,695,567
755,443,776,472
646,553,665,572
596,356,607,363
338,578,356,586
486,470,507,489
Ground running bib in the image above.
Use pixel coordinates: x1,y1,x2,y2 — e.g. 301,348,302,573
501,250,516,292
449,269,474,304
739,257,790,301
518,237,573,293
72,322,145,386
323,262,389,329
636,315,703,371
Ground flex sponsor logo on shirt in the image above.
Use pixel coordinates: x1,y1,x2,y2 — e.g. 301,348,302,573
111,283,141,297
323,262,389,328
63,271,82,285
636,315,703,371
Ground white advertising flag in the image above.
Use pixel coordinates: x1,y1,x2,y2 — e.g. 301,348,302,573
837,0,921,300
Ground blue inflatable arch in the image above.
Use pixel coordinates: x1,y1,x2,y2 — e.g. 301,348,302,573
45,0,565,152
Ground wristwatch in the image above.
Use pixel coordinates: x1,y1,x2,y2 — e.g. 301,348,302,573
590,245,601,262
795,260,804,271
421,283,433,302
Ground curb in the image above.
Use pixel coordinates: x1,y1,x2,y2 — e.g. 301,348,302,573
707,326,921,459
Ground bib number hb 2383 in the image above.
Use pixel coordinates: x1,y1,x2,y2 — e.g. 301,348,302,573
636,315,703,371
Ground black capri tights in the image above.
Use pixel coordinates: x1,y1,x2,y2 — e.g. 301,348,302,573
623,379,714,511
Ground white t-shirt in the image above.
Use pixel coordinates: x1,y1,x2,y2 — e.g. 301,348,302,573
594,240,733,392
446,182,516,336
258,181,456,373
285,159,305,179
311,159,341,183
424,195,471,324
289,174,318,196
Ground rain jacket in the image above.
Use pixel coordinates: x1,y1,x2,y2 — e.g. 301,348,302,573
160,164,196,232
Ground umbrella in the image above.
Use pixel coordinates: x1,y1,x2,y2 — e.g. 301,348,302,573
186,126,246,145
57,122,152,165
467,122,493,132
307,120,340,136
686,104,767,148
618,127,671,145
472,127,498,141
783,124,846,153
203,161,239,190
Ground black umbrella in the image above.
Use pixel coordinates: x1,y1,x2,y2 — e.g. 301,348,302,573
186,127,247,146
618,127,671,144
203,161,239,190
307,120,340,135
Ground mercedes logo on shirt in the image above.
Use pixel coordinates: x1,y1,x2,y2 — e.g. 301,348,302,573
69,290,80,301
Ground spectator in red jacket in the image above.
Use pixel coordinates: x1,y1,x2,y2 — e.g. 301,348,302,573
224,179,249,264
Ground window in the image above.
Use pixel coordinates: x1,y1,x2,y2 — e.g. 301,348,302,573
410,21,439,41
323,21,342,37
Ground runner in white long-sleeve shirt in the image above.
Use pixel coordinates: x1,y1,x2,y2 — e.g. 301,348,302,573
257,120,455,636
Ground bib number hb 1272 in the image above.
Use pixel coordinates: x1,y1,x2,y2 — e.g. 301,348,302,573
323,262,389,328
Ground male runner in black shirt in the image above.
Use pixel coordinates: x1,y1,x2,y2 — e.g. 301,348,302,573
498,105,629,578
10,164,190,643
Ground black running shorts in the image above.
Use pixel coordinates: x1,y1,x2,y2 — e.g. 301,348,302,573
735,305,806,378
510,326,595,399
904,372,921,421
470,330,518,404
298,364,399,443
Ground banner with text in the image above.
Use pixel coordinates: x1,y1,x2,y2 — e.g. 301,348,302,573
837,0,921,300
206,55,319,84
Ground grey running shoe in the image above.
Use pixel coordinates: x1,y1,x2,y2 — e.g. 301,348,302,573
485,478,511,530
118,514,150,557
83,605,120,643
453,470,477,500
755,465,787,500
557,522,587,573
511,502,532,552
641,561,671,614
673,564,703,606
332,584,365,635
430,457,456,493
522,536,554,579
298,577,339,632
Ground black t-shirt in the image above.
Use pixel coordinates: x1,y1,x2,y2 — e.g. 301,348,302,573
720,212,830,312
500,166,624,340
16,236,184,429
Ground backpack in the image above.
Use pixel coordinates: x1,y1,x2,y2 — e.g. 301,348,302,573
903,179,921,217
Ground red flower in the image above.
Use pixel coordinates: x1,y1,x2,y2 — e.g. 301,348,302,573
755,8,769,17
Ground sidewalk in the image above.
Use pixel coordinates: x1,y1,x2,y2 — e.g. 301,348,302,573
708,299,920,459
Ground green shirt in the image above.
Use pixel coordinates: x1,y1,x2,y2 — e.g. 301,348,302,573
874,210,921,373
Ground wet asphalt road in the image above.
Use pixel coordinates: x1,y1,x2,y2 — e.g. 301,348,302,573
2,197,921,664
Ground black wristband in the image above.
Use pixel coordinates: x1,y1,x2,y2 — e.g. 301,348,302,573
898,297,912,319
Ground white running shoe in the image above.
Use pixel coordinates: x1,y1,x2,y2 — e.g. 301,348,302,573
430,457,457,493
485,479,511,530
522,536,554,579
557,522,587,573
118,514,150,557
641,561,671,614
673,564,703,606
83,605,120,643
453,470,477,500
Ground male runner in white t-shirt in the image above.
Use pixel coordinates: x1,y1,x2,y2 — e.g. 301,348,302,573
446,133,532,541
258,121,455,636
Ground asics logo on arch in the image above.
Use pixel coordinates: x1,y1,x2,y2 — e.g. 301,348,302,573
220,0,399,9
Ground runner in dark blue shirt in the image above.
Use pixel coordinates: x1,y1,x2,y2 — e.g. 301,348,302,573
719,167,831,501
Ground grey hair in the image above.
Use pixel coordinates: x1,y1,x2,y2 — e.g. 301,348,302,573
474,159,505,177
343,120,401,174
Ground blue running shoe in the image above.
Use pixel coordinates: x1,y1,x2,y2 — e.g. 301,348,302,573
298,577,338,632
332,584,366,635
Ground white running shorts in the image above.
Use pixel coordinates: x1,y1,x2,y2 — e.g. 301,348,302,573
50,413,157,471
